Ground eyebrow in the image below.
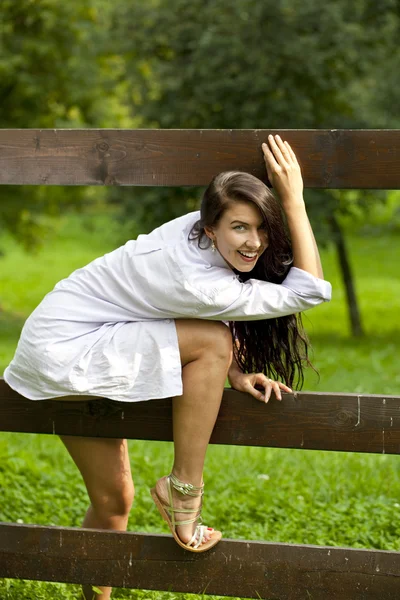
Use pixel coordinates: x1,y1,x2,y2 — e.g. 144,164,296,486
230,220,265,227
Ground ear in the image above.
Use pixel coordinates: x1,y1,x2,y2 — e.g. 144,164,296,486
204,226,214,240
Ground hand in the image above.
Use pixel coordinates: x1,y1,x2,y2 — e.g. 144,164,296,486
262,134,304,210
229,371,292,403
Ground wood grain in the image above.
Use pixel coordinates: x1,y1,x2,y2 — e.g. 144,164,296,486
0,129,399,188
1,522,400,600
1,379,399,454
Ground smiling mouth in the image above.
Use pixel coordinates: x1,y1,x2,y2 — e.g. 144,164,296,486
237,250,258,261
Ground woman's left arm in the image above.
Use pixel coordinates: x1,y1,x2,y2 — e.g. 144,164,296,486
263,135,325,280
227,340,244,384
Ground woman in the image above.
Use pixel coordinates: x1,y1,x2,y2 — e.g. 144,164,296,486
4,135,331,599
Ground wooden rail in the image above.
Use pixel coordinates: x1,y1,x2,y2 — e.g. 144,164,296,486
1,380,400,454
2,522,400,600
0,128,400,188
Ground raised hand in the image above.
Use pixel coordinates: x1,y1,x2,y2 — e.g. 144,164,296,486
262,134,304,210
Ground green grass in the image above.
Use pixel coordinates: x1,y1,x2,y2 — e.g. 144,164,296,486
1,215,400,599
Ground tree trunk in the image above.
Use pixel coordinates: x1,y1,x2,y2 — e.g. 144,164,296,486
328,215,364,337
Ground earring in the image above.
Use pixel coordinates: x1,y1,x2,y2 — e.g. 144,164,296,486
211,240,216,252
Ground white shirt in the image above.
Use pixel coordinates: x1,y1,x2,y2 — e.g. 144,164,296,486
4,210,331,402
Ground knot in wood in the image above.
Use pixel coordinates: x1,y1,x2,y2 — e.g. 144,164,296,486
334,409,354,429
85,398,117,418
97,142,110,153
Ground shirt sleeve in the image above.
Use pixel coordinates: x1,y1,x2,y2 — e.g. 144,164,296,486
190,267,332,322
126,240,331,322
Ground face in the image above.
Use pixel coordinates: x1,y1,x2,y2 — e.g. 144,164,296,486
205,201,269,272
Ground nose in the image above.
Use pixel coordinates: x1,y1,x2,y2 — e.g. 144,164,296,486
245,230,262,250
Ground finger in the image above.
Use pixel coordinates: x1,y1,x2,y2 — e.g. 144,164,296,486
260,379,272,403
270,381,282,401
278,381,293,393
261,144,279,185
243,380,266,403
284,141,299,165
275,135,291,159
264,379,273,402
262,142,279,169
255,374,273,402
268,134,288,166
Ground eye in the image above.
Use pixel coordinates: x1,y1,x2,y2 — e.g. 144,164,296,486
233,225,245,231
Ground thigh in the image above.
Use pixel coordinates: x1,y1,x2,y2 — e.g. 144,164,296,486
175,319,233,366
59,435,133,505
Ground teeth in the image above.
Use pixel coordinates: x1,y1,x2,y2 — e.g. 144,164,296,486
238,251,257,258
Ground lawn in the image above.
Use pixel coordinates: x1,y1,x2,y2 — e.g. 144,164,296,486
1,214,399,599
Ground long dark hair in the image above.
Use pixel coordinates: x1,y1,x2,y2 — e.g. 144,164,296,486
188,171,318,390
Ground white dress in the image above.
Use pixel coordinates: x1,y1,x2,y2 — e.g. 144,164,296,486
3,211,332,402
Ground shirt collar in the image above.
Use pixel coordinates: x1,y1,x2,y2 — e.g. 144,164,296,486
201,242,233,271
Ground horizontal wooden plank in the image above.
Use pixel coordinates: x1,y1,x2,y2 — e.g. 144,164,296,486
1,379,400,454
1,522,399,600
0,129,399,188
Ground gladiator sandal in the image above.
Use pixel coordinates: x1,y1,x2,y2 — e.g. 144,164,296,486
150,473,222,552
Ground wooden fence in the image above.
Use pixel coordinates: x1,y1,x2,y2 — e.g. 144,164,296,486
1,129,400,599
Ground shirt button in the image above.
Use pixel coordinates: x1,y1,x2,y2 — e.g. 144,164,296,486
165,319,171,324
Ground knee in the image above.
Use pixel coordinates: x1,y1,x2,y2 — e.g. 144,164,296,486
176,319,233,366
202,322,233,363
91,479,135,518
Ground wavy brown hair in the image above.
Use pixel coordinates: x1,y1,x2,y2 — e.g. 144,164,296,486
188,171,318,390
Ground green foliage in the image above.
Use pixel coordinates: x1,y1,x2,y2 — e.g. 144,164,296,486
0,0,134,249
114,0,398,129
1,0,118,129
110,0,400,238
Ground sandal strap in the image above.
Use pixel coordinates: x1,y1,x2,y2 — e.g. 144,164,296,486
165,505,202,517
166,474,205,537
170,473,204,497
168,514,202,526
164,504,202,525
188,525,208,549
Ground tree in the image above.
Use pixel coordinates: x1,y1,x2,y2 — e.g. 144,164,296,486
109,0,400,335
0,0,130,250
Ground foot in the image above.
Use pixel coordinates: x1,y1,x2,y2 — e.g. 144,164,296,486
154,476,214,547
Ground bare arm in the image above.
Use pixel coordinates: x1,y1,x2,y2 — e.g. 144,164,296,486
262,134,325,280
285,205,324,279
228,338,243,384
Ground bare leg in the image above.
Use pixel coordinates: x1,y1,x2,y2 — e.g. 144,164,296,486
59,436,134,600
154,319,233,545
